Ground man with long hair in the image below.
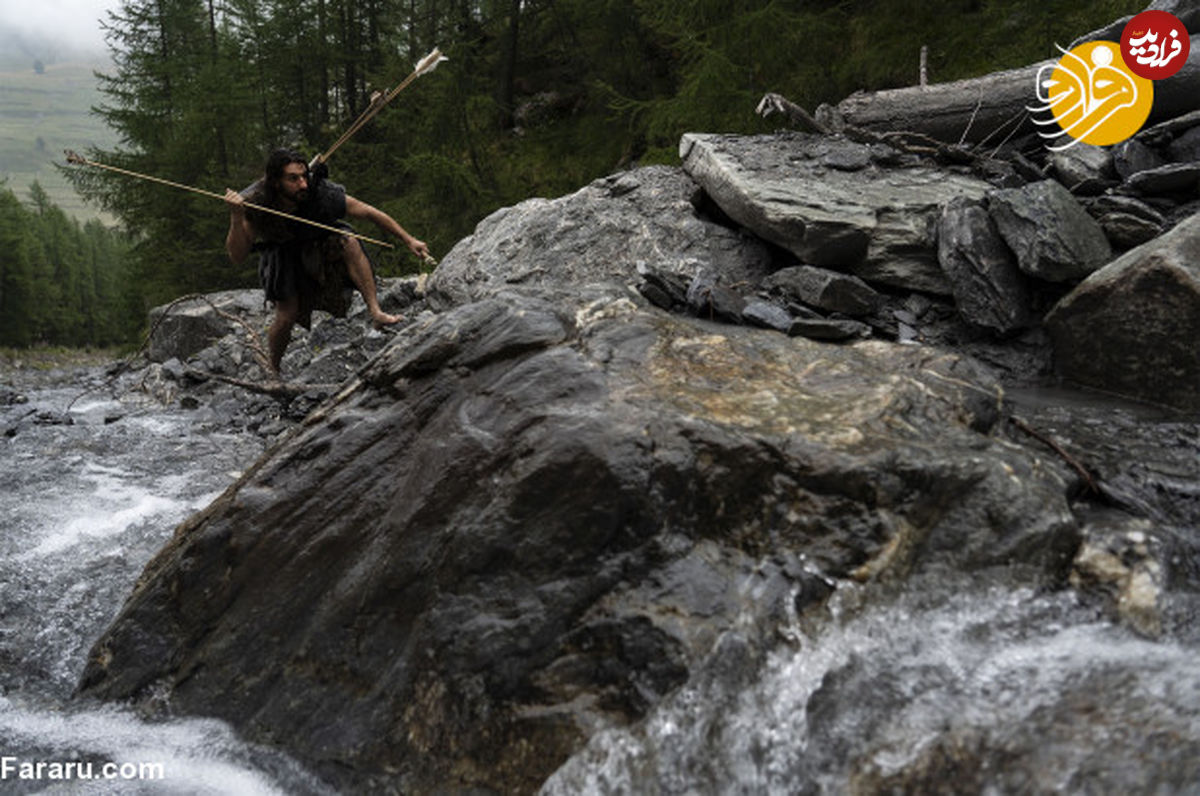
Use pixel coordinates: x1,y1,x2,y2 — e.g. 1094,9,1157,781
223,148,429,376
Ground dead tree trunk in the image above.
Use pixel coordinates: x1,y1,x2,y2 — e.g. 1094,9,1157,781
831,60,1050,146
829,34,1200,147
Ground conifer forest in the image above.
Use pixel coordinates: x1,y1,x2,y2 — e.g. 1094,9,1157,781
3,0,1143,348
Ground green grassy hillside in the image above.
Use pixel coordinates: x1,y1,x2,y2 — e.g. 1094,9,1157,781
0,58,116,221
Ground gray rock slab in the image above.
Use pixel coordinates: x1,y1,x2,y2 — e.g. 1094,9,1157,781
1113,138,1168,180
1049,144,1115,193
1099,212,1166,249
147,290,267,363
1086,195,1167,225
1122,163,1200,196
788,316,872,341
741,300,793,332
680,132,993,294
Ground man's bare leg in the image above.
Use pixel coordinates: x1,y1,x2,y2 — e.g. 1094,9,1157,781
342,238,402,327
267,296,300,377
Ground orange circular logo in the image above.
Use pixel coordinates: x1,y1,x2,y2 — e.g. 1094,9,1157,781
1030,41,1153,150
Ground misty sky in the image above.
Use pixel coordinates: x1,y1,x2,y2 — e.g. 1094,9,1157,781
1,0,121,55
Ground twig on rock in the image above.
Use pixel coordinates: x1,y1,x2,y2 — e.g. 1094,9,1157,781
1008,414,1100,495
182,367,338,400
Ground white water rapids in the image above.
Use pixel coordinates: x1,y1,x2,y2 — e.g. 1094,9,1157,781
0,379,333,794
5,366,1200,794
542,574,1200,793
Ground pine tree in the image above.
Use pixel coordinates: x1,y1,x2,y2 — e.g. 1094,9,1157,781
0,188,36,347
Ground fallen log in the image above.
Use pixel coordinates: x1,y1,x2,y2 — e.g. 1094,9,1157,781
827,60,1048,147
826,32,1200,147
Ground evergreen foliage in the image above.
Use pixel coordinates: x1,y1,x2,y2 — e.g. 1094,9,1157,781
0,181,134,347
46,0,1143,346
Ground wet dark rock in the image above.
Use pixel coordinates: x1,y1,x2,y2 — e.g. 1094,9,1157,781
989,179,1113,282
679,131,993,294
1098,211,1166,249
1112,137,1167,180
849,660,1200,795
1045,209,1200,412
79,280,1082,792
741,300,793,332
761,265,881,317
1121,162,1200,197
937,197,1032,335
1049,144,1115,195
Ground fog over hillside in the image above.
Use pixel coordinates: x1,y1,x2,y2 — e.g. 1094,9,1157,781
0,0,113,65
0,0,117,221
0,35,115,221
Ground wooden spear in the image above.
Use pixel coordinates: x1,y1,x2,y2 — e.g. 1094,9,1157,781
63,149,395,249
310,47,448,169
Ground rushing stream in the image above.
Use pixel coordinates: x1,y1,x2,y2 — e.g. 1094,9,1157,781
0,368,333,794
4,359,1199,793
543,574,1200,793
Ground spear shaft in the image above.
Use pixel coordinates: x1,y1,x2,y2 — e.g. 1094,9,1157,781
311,47,446,168
64,150,395,249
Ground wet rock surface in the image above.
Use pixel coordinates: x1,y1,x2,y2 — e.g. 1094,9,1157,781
78,283,1093,791
1046,210,1200,412
30,92,1200,793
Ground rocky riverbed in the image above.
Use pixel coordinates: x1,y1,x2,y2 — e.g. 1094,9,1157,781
5,113,1200,792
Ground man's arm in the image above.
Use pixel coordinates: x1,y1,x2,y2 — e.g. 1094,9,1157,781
345,195,430,260
224,188,255,264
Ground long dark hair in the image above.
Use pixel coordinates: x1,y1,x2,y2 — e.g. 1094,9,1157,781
263,147,308,200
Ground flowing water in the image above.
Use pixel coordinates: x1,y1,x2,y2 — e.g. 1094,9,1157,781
543,573,1200,793
5,362,1200,794
0,370,334,794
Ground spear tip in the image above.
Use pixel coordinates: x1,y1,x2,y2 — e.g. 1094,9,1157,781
64,149,85,165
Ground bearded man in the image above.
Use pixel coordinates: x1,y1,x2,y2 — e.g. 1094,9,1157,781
223,147,429,375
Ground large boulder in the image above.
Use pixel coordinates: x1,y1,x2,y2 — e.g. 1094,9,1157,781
427,166,773,308
679,132,993,294
1045,209,1200,411
79,282,1079,792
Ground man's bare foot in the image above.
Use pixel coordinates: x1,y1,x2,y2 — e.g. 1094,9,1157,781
371,311,404,330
